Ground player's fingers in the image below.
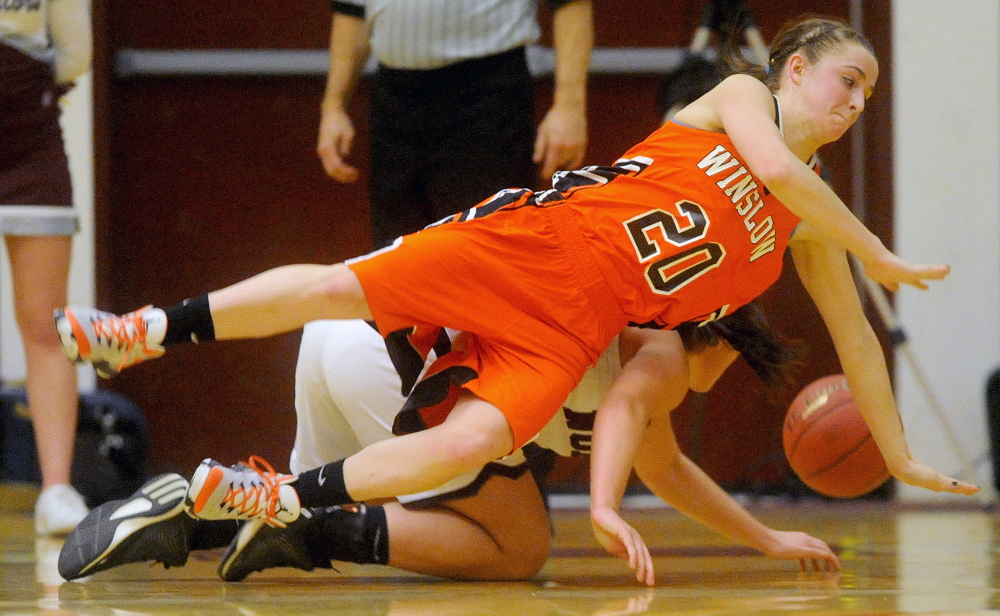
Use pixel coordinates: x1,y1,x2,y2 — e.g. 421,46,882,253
533,131,549,165
623,528,647,584
640,560,653,586
799,558,806,572
337,131,354,156
618,529,637,570
317,147,347,181
945,478,980,494
922,264,950,279
830,552,842,571
642,542,655,586
633,533,646,576
541,148,563,180
635,542,646,582
633,534,646,582
327,161,359,183
632,534,652,586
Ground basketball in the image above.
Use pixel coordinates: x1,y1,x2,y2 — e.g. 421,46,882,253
783,374,891,498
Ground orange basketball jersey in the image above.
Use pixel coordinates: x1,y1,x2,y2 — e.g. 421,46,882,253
556,120,803,330
435,119,805,332
349,120,806,448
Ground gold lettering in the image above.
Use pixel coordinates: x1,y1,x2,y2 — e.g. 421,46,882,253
696,146,740,176
743,202,765,232
750,216,773,242
724,175,758,203
736,191,760,216
716,166,748,189
749,231,776,262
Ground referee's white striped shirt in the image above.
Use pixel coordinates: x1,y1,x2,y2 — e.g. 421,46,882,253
335,0,548,70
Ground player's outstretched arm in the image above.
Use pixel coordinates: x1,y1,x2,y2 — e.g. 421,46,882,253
634,415,840,572
588,329,690,585
706,76,946,292
789,229,978,496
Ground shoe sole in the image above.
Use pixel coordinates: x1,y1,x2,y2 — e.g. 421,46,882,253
58,474,189,580
217,519,267,582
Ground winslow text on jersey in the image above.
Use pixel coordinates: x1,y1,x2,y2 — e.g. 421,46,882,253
696,145,777,262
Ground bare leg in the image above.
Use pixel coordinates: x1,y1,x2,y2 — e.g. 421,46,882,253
7,236,78,489
342,393,515,502
384,471,551,580
208,263,372,340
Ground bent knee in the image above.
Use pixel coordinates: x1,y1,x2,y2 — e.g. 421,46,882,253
438,428,508,471
437,397,515,469
501,537,551,579
17,314,62,349
463,535,551,581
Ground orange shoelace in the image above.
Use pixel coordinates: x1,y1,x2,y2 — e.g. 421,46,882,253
91,306,157,369
222,455,292,527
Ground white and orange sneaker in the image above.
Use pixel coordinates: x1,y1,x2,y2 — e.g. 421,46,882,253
54,306,167,378
185,456,300,529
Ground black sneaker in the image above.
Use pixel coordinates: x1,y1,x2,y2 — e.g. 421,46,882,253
58,473,195,580
218,508,331,582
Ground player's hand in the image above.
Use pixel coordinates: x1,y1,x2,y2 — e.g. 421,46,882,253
534,103,587,180
862,250,950,292
891,457,980,495
591,506,654,586
761,530,841,572
317,107,360,183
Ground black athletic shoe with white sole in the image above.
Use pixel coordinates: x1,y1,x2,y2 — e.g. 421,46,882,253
58,473,195,580
218,508,331,582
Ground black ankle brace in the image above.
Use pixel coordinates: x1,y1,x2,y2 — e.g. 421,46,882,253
311,504,389,565
295,460,352,507
162,293,216,346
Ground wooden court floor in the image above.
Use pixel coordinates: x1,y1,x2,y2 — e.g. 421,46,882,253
2,483,998,616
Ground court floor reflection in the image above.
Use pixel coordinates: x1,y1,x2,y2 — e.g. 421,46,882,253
2,483,997,616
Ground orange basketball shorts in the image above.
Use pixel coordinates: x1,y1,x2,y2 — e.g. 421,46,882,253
346,202,626,449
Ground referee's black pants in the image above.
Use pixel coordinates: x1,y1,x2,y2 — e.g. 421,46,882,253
370,46,537,248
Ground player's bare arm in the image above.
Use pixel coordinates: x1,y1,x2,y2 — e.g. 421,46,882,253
789,229,977,495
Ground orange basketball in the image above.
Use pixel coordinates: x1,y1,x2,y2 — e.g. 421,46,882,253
782,374,891,498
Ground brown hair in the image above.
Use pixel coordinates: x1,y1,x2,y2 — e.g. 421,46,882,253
722,15,876,91
676,301,804,388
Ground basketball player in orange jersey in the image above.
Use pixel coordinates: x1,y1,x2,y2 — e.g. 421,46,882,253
55,15,977,586
59,307,839,583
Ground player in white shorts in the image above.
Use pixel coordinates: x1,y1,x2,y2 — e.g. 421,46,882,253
58,307,840,583
291,318,615,503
